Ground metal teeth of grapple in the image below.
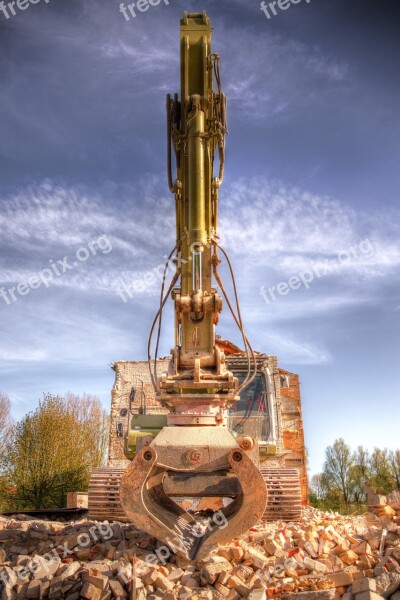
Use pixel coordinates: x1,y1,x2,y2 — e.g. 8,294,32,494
119,444,268,561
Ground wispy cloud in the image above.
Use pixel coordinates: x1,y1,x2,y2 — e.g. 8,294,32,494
212,29,351,119
306,55,349,82
264,331,331,365
0,349,47,362
220,178,400,271
1,177,398,319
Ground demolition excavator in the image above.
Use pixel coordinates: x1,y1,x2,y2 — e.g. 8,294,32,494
88,12,303,560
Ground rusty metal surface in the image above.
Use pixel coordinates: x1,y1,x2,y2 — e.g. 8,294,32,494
163,472,240,498
119,427,268,560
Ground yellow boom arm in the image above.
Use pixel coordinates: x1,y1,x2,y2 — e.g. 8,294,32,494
120,12,267,560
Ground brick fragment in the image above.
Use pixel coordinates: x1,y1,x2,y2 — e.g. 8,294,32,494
282,590,336,600
325,572,353,588
154,572,175,592
340,551,359,566
248,591,267,600
80,582,102,600
108,579,127,598
352,578,377,595
354,593,385,600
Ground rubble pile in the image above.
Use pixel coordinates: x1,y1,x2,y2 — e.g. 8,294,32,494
0,491,400,600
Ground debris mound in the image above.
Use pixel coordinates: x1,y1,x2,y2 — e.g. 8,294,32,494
1,491,400,599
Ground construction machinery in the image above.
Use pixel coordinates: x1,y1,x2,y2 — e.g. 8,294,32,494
89,12,305,560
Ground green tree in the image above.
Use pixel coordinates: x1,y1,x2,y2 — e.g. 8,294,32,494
323,438,354,507
65,392,109,469
309,472,333,509
3,393,108,510
0,393,13,464
0,393,14,507
369,448,395,494
349,446,370,507
310,473,326,501
388,450,400,490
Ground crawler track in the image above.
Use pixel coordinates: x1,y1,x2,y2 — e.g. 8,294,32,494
88,466,303,524
0,508,88,521
88,467,128,522
260,467,302,522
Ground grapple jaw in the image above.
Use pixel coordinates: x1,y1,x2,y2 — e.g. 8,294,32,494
119,426,268,561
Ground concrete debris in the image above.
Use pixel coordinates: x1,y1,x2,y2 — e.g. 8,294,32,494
1,492,400,599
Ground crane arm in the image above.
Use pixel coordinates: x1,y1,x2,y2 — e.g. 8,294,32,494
120,12,267,561
160,11,237,424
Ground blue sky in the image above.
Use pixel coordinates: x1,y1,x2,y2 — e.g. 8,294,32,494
0,0,399,475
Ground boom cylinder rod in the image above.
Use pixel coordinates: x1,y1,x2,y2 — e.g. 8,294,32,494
188,98,207,249
160,11,238,418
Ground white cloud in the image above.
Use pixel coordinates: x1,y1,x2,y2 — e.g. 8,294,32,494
0,176,398,367
211,29,351,120
219,178,400,277
0,348,47,362
2,177,399,305
265,331,331,365
306,55,349,82
9,1,349,123
0,177,173,248
256,294,371,322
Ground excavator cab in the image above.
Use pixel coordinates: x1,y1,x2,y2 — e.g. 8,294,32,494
228,367,278,456
124,414,167,461
124,369,274,463
229,373,271,440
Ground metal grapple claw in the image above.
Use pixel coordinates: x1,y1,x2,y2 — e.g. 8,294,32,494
120,426,268,560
